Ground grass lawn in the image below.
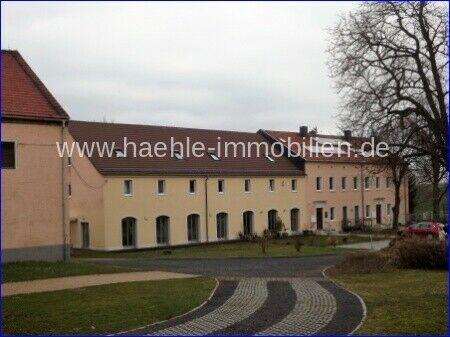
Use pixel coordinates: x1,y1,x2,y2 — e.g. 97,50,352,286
2,277,215,335
73,234,385,259
2,261,140,283
332,269,448,335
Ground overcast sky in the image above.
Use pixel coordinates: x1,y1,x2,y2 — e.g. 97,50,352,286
2,1,358,133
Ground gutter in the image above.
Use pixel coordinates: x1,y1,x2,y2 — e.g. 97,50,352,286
360,164,365,224
61,120,69,260
204,176,209,242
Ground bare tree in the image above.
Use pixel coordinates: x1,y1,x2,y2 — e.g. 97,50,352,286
328,1,448,170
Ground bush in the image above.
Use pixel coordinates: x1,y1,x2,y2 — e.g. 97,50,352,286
294,238,303,253
329,250,392,275
326,236,337,247
390,236,448,270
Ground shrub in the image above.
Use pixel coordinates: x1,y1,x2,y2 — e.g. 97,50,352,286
329,250,392,275
342,237,349,244
390,236,448,270
326,236,337,247
294,238,303,253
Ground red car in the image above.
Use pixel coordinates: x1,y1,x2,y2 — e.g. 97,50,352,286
398,222,446,240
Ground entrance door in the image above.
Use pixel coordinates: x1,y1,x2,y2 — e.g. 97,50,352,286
316,208,323,230
376,204,382,224
122,217,136,247
81,222,90,248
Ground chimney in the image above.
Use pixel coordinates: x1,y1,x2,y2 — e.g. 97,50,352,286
299,126,308,136
344,130,352,140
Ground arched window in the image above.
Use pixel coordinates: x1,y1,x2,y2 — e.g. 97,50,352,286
290,208,299,232
187,214,200,242
156,216,170,245
122,217,136,247
216,213,228,239
243,211,254,236
268,209,278,231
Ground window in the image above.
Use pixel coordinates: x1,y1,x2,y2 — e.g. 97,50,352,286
265,154,275,162
1,141,15,169
124,180,133,196
218,179,225,193
216,213,228,239
243,211,254,235
68,155,72,166
354,205,360,222
291,179,297,192
68,184,72,197
122,217,136,247
387,203,392,215
316,177,322,191
365,205,371,218
329,177,334,191
268,209,278,231
330,207,335,220
269,179,275,192
290,208,299,232
114,148,126,158
187,214,200,242
189,179,196,194
209,152,220,161
158,179,166,194
375,176,380,189
244,179,251,193
342,206,348,222
386,177,391,188
341,177,347,190
364,176,371,189
156,216,170,245
174,150,183,160
353,176,358,190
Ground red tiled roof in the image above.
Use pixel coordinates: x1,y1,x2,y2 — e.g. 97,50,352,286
69,121,305,176
1,50,69,121
262,130,373,164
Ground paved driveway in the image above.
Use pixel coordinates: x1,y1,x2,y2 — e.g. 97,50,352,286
87,255,364,335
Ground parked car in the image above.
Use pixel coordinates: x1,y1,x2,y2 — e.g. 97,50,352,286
398,222,447,240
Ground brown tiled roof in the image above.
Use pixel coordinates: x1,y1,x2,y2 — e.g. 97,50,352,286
1,50,69,121
262,130,373,164
69,121,305,176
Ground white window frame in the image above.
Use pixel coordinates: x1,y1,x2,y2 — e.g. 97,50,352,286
353,176,358,190
375,176,380,189
291,179,297,192
244,179,251,193
269,179,275,192
341,177,346,191
365,205,371,218
330,207,335,221
158,179,166,195
364,176,371,190
329,177,334,191
316,177,322,191
124,179,133,196
218,179,225,194
189,179,196,194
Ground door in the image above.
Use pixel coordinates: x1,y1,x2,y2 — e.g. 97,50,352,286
376,204,382,224
81,222,90,248
122,217,136,247
316,208,323,230
187,214,200,242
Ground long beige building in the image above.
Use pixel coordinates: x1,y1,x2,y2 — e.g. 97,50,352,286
68,121,408,251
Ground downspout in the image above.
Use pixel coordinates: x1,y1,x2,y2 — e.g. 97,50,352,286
360,164,365,224
61,120,69,260
204,176,209,242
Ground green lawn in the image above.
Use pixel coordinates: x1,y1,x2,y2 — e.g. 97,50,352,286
2,261,140,283
332,270,448,335
2,277,215,335
73,235,384,259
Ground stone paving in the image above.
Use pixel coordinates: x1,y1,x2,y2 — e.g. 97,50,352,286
92,255,365,336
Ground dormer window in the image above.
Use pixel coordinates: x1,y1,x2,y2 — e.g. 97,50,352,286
174,150,183,160
265,154,274,162
114,148,125,158
209,152,220,161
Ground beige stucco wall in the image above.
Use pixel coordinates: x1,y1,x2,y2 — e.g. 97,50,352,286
67,134,106,250
1,121,67,254
304,162,408,232
99,176,305,250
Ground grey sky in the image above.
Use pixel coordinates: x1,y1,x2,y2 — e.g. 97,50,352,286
2,1,358,133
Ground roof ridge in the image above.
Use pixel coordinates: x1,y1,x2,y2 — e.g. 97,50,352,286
70,119,261,135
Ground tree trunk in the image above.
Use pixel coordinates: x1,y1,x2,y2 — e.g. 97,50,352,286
392,183,401,229
431,160,441,220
